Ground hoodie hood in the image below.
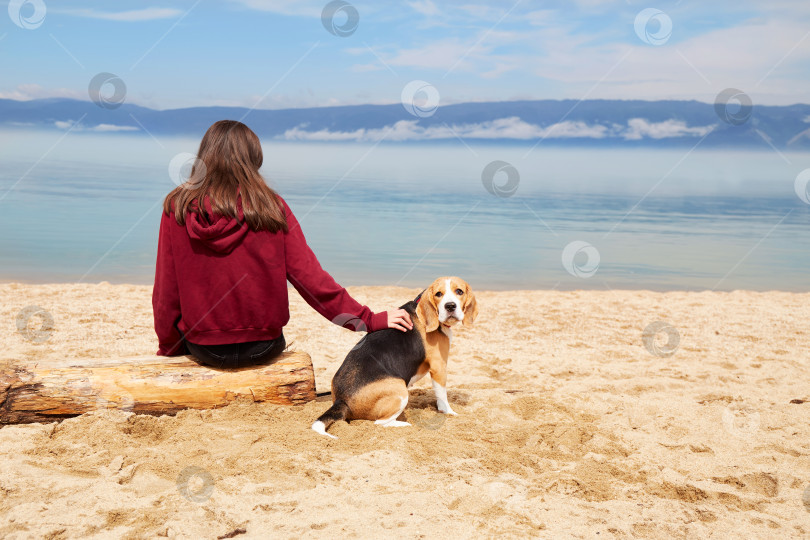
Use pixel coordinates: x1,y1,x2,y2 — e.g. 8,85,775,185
186,194,249,254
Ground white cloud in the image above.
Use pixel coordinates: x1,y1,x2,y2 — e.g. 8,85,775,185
353,27,528,75
536,121,610,139
623,118,714,140
54,120,139,132
227,0,323,16
406,0,440,17
371,38,492,72
350,62,386,73
57,8,183,21
456,4,503,20
427,117,608,140
93,124,140,132
525,9,557,27
338,5,810,105
481,62,519,79
279,116,712,142
534,18,810,105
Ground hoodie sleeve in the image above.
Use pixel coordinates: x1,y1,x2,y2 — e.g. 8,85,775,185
152,211,187,355
282,200,388,332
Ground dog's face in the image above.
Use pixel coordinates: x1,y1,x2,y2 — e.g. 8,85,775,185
417,276,478,332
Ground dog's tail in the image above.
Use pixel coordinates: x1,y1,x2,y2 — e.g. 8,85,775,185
311,400,350,439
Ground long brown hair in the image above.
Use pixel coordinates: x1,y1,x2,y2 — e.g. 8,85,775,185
163,120,287,233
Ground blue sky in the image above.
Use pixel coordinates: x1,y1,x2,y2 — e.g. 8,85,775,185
2,0,809,110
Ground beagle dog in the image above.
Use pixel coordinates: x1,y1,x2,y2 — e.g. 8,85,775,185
312,277,478,438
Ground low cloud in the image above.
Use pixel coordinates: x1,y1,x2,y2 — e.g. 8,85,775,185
54,120,139,132
282,118,610,142
93,124,140,132
280,117,714,142
623,118,714,140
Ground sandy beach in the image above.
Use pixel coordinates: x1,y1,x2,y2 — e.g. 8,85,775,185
1,282,809,538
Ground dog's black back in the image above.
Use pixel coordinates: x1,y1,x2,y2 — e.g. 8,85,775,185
331,298,426,402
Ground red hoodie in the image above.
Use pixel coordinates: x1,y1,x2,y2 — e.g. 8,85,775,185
152,194,388,356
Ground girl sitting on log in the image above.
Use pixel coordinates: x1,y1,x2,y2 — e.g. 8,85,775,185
152,120,412,369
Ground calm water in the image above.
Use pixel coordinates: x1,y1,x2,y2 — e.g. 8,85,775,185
1,129,808,291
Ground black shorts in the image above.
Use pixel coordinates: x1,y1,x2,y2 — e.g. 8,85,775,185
184,333,286,369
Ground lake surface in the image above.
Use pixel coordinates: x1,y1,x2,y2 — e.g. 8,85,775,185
1,129,808,291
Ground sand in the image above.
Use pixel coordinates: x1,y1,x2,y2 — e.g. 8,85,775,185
1,282,809,539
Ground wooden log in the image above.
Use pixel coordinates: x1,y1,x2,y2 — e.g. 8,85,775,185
0,352,316,425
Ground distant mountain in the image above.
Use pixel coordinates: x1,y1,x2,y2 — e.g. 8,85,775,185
2,97,809,148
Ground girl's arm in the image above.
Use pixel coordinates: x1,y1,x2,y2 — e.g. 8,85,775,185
282,199,394,332
152,211,186,355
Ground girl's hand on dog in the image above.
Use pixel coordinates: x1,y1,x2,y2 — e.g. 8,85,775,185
387,309,413,332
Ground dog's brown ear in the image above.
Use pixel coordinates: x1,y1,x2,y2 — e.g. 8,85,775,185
417,285,439,332
462,285,478,327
